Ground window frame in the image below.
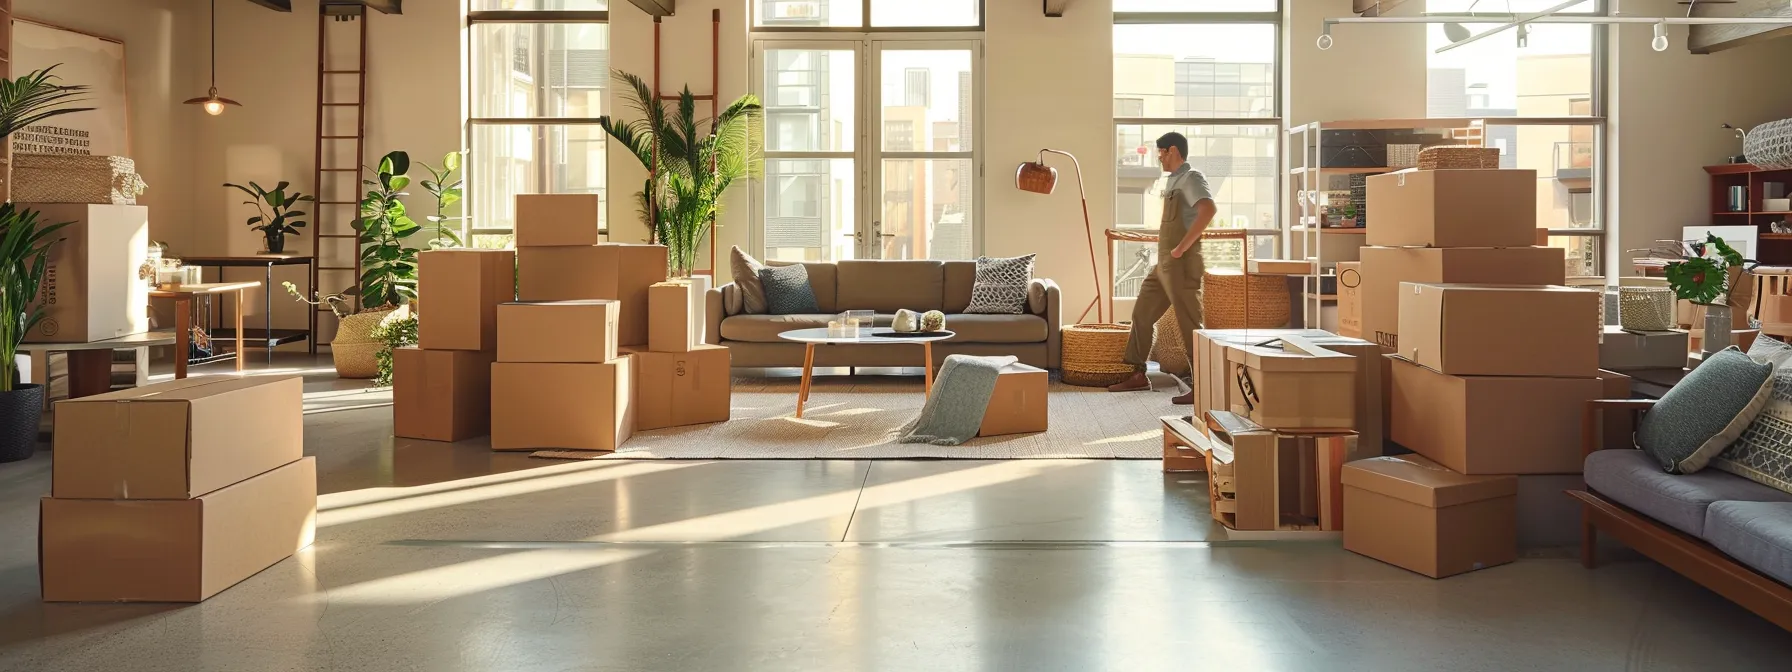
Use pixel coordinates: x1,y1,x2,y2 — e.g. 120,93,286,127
753,0,985,32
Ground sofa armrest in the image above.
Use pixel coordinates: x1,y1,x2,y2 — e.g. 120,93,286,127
706,284,730,346
1583,399,1656,458
1031,278,1062,369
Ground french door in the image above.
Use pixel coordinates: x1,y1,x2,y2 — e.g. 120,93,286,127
751,38,981,262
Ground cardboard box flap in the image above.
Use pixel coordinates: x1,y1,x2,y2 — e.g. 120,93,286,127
57,375,234,403
1341,455,1517,508
1205,410,1272,444
1225,338,1359,373
1196,329,1373,349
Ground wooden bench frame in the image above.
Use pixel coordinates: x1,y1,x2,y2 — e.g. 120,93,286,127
1574,399,1792,631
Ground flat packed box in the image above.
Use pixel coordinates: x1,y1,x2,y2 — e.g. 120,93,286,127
1342,454,1517,579
515,194,601,247
1389,357,1629,474
23,203,149,343
979,362,1049,437
498,300,619,363
1206,411,1354,531
1336,261,1362,339
631,345,731,431
648,281,695,353
1364,169,1538,248
1599,326,1689,370
53,376,304,499
417,249,515,351
517,243,668,345
1396,283,1599,378
394,347,496,442
1359,246,1565,349
1224,335,1357,431
41,457,317,603
1195,329,1386,459
492,359,633,451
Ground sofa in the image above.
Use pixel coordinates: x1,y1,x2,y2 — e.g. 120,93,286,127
704,259,1061,370
1574,399,1792,630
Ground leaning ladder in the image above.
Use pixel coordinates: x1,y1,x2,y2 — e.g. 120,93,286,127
310,6,371,337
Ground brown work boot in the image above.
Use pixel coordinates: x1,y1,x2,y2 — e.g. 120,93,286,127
1170,391,1194,405
1106,371,1150,392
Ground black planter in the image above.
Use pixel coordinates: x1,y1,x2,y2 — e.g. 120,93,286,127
265,232,287,254
0,384,45,463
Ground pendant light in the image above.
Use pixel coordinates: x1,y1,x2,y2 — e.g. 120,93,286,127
183,0,240,116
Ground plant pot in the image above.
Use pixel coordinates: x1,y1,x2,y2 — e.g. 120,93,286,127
264,232,287,254
0,384,46,463
1702,303,1734,355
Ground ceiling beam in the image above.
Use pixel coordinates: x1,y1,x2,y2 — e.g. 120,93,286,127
627,0,675,17
1689,1,1792,54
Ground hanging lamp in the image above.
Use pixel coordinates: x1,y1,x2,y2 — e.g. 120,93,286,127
183,0,240,116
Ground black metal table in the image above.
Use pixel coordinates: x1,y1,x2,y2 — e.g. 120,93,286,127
181,255,317,363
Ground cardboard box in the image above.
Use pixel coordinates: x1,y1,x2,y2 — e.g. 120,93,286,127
1225,335,1357,431
515,194,601,247
1389,357,1617,474
1161,416,1206,473
648,281,695,353
978,362,1049,437
52,376,304,500
1359,246,1565,349
1206,411,1280,531
631,345,731,431
1364,169,1538,248
497,300,619,363
23,203,150,343
517,244,668,345
491,360,633,451
417,249,515,351
394,347,496,442
1195,329,1386,458
1599,326,1689,370
1248,259,1313,275
40,457,317,603
1337,261,1362,339
1342,454,1517,579
1312,434,1352,531
1397,283,1600,378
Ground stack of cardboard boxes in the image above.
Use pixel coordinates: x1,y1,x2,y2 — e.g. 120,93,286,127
628,280,732,431
394,248,516,442
40,377,315,602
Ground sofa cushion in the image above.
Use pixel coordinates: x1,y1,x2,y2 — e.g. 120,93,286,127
837,260,943,312
966,254,1036,315
1704,501,1792,586
720,314,832,342
1715,364,1792,494
760,264,821,314
942,314,1050,344
769,261,837,312
943,261,976,313
730,246,768,314
1635,347,1774,473
1585,449,1792,537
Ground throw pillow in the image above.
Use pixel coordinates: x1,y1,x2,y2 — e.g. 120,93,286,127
1635,347,1774,474
730,246,769,315
1750,333,1792,368
966,254,1036,315
759,263,821,315
1715,362,1792,493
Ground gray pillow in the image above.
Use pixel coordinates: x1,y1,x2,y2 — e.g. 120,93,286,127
730,246,768,314
1636,347,1774,474
966,254,1036,315
1749,333,1792,368
759,263,820,315
1714,363,1792,494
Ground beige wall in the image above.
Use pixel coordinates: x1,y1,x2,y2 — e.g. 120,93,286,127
1287,0,1427,126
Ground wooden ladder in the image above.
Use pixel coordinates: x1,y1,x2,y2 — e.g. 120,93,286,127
310,6,370,335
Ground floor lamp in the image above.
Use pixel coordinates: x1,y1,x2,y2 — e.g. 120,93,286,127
1016,149,1103,324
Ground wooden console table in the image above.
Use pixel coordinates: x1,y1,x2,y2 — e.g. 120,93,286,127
19,331,178,400
150,281,259,378
180,255,317,362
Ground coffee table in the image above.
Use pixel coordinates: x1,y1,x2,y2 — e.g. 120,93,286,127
779,327,956,419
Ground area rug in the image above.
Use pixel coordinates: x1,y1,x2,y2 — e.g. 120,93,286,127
556,372,1186,460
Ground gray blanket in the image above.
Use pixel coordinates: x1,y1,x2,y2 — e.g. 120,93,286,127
897,354,1019,446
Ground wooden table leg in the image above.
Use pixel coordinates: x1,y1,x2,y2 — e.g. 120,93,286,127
796,343,816,419
65,350,115,398
174,297,191,379
923,342,934,395
234,288,246,373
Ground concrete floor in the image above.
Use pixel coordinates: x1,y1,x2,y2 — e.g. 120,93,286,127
0,357,1790,670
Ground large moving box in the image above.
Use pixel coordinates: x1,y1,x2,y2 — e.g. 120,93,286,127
1599,326,1689,370
394,347,496,442
1389,358,1622,474
649,281,696,353
491,360,633,451
1337,261,1362,339
1195,329,1385,458
40,457,317,603
52,376,304,499
517,244,668,345
417,249,515,351
515,194,601,247
631,345,731,431
1342,454,1517,578
23,203,149,343
1396,283,1600,378
1224,335,1357,431
979,362,1049,437
1358,246,1565,349
1364,169,1538,248
497,300,619,363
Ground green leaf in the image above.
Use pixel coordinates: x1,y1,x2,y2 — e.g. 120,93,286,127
389,175,411,192
444,151,461,172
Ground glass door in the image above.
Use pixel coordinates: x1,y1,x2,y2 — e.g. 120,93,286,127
753,40,862,263
869,41,978,260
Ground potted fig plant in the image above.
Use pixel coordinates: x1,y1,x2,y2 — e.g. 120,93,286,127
224,180,313,254
1666,233,1756,355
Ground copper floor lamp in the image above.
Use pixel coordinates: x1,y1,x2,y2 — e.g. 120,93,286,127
1016,149,1103,324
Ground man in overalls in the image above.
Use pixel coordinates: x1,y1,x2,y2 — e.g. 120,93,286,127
1108,132,1216,405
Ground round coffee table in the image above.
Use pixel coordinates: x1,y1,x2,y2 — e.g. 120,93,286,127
779,327,956,419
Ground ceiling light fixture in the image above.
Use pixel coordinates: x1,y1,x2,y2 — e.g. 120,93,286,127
183,0,240,116
1321,15,1792,55
1516,23,1530,48
1652,21,1670,52
1317,24,1334,50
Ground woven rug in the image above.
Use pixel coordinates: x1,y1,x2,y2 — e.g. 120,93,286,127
566,372,1186,460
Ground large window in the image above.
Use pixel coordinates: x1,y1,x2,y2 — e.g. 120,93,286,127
754,1,981,29
466,3,610,246
1113,6,1280,298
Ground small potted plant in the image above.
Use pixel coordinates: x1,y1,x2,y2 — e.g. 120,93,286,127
1666,233,1755,355
225,181,314,254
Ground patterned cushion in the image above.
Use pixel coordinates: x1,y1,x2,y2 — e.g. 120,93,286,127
730,246,769,315
1716,362,1792,494
965,254,1036,315
1750,333,1792,368
1636,347,1774,473
758,263,820,315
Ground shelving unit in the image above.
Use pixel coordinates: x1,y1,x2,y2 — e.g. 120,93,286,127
1706,162,1792,265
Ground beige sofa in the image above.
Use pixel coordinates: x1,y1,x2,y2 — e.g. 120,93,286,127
704,259,1061,369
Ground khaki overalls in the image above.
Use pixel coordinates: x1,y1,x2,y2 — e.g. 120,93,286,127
1123,183,1205,370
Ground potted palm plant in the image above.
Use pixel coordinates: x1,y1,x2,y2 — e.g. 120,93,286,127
1666,233,1756,355
224,181,313,254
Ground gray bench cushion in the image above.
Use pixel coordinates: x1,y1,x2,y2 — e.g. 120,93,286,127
1704,501,1792,586
1585,449,1792,537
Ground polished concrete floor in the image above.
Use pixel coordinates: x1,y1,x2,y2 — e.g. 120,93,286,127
0,358,1789,670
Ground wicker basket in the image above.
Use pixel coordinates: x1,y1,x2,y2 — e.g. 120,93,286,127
1062,323,1134,387
12,154,149,205
330,308,392,379
1152,307,1190,376
1619,286,1676,331
1386,144,1421,169
1418,146,1499,170
1202,270,1291,329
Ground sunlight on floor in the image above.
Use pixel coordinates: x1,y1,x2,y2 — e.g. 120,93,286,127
1084,429,1160,446
317,461,701,527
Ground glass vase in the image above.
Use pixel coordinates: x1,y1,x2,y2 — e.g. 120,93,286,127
1702,303,1734,355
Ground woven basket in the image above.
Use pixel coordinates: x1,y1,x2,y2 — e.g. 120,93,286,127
1418,146,1499,170
330,308,392,379
1619,286,1676,331
1062,323,1134,387
12,154,149,205
1152,307,1190,376
1386,144,1421,169
1202,270,1290,329
1746,118,1792,170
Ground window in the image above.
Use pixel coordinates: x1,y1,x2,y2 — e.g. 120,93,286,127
466,6,610,246
755,1,980,29
1113,5,1280,298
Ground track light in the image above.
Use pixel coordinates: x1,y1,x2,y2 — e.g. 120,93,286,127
1516,24,1530,48
1317,26,1333,50
1652,22,1669,52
